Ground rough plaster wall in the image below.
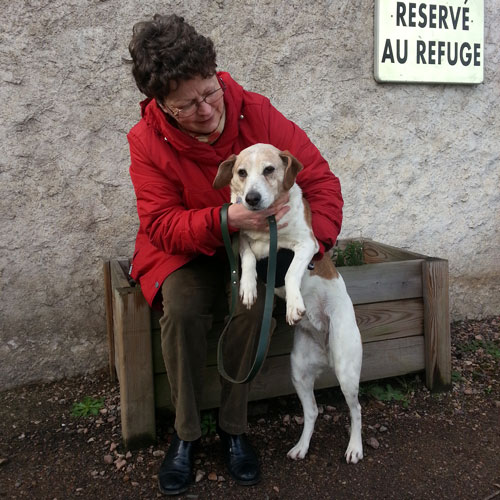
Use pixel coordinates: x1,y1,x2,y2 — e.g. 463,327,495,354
1,0,498,389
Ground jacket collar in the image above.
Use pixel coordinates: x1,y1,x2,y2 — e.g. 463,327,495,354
140,72,243,163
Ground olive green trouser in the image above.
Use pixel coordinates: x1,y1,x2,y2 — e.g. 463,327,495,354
160,255,272,441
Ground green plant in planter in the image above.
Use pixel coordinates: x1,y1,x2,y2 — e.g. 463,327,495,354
71,396,104,417
332,241,364,267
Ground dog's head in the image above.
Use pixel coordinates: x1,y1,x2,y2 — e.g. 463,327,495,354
213,144,303,210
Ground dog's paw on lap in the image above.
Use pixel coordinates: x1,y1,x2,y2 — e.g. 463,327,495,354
286,294,306,325
239,281,257,309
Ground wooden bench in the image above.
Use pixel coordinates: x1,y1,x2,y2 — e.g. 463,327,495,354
103,239,450,449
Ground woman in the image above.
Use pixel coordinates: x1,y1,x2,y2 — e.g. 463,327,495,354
127,14,343,496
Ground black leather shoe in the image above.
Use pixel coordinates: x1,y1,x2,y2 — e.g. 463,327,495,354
158,433,197,496
218,428,261,485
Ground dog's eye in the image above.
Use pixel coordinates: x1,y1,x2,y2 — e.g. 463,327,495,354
263,166,275,175
238,169,247,178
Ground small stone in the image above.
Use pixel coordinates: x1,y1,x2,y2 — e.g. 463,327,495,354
87,437,95,443
76,488,83,492
323,414,332,421
257,418,266,424
99,408,108,415
195,470,205,483
366,437,380,449
125,451,132,459
153,450,165,457
131,482,139,487
464,388,473,395
109,443,118,452
123,475,130,482
318,405,324,414
115,458,127,470
0,458,9,466
208,472,217,481
379,426,388,433
326,406,336,412
217,475,225,482
273,486,280,493
283,414,291,424
294,416,304,425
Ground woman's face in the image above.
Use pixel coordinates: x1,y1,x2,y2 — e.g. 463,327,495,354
162,75,225,135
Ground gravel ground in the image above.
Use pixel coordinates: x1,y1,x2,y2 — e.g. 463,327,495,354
0,317,499,499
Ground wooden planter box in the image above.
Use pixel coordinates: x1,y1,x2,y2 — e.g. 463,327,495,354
103,239,450,449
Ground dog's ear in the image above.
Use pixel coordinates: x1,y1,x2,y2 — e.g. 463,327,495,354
213,154,237,189
280,150,303,191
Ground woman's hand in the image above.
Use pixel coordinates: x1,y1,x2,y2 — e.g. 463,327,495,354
227,193,290,231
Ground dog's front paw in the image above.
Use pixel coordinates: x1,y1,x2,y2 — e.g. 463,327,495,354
287,442,309,460
345,441,363,464
239,280,257,309
286,295,306,325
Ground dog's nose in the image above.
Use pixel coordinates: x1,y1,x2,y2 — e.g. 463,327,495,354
245,191,261,207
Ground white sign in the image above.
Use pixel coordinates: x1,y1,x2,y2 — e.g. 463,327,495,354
374,0,484,83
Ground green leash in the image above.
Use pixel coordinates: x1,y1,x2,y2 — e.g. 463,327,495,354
218,203,277,384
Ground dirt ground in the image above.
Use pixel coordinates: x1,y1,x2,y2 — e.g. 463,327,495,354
1,317,499,500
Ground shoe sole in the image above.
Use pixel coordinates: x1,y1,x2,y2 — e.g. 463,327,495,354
229,473,262,486
158,478,192,496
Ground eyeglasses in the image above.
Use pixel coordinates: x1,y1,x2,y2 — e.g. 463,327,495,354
165,78,225,119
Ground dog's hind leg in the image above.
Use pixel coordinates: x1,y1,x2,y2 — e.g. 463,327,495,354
329,315,363,463
287,326,327,460
327,275,363,464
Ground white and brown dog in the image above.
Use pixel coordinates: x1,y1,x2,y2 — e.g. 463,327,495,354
213,143,363,463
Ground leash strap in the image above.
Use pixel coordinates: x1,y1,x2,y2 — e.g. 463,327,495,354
218,203,277,384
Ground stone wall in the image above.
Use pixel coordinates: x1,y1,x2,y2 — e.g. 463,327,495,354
1,0,498,389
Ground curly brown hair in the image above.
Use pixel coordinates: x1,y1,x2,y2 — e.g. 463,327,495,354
128,14,217,102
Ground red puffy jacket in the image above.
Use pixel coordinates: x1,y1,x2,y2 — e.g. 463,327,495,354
128,72,343,307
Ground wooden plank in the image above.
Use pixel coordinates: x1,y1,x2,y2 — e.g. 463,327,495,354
154,336,425,410
151,298,424,374
110,259,131,291
118,259,130,279
362,240,428,263
102,259,116,382
113,284,156,449
339,260,423,305
423,259,451,391
354,298,424,343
